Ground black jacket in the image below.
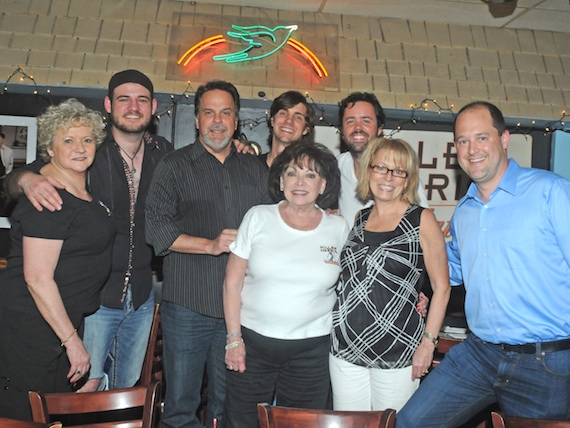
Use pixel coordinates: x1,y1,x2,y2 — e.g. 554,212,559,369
89,132,173,309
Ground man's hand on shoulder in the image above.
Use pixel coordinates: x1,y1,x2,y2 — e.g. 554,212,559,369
21,173,65,212
209,229,238,255
232,139,257,155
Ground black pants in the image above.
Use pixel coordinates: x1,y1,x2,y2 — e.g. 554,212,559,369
0,307,75,421
223,327,331,428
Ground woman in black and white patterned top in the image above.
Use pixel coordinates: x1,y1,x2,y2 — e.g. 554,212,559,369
330,137,450,412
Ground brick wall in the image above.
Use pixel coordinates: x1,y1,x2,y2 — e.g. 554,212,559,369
0,0,569,119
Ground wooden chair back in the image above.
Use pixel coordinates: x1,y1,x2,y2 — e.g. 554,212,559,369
0,418,60,428
257,403,396,428
492,411,570,427
138,304,163,387
28,380,161,428
431,336,463,368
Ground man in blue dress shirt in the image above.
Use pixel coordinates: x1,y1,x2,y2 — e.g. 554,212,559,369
397,101,570,427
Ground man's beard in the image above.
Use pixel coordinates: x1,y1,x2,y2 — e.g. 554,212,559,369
202,126,232,150
345,131,370,154
112,114,151,134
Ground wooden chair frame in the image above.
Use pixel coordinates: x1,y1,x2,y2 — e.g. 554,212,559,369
28,380,160,428
491,411,570,428
257,403,396,428
0,417,60,428
138,304,163,387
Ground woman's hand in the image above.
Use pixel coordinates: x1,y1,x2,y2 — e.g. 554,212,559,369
23,236,92,385
413,208,451,380
223,254,249,373
411,339,435,380
63,334,91,384
417,293,429,317
225,339,246,373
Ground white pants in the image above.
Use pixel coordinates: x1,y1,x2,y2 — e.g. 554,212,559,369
329,354,419,412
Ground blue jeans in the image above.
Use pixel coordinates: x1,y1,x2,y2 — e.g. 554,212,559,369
160,301,226,428
397,335,570,428
82,287,154,389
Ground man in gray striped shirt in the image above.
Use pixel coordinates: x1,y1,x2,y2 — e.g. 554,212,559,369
145,80,270,428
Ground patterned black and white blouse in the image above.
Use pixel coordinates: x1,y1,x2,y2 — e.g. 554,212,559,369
331,204,427,369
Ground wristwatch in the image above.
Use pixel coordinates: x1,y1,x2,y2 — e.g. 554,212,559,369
423,331,439,347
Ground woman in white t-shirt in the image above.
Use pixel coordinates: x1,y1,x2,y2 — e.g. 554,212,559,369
223,142,349,427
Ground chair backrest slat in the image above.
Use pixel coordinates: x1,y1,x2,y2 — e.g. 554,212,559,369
28,380,160,428
491,411,570,428
44,387,147,413
0,417,53,428
257,403,396,428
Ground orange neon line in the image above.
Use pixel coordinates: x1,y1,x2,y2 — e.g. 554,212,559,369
178,35,225,66
178,35,328,78
288,42,324,77
288,39,323,78
182,38,226,66
287,38,328,78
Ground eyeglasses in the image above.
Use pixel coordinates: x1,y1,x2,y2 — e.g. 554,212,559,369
369,164,408,178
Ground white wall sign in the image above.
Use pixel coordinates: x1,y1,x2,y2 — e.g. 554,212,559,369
314,126,533,238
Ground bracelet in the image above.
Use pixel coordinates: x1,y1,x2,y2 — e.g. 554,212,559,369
225,338,244,351
226,332,242,339
423,331,438,347
61,329,77,347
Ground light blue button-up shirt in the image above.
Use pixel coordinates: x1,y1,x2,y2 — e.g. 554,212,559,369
447,159,570,344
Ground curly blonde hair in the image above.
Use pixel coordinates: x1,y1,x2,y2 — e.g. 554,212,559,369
37,99,106,162
356,137,420,205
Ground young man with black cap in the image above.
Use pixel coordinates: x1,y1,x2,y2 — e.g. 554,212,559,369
4,70,173,391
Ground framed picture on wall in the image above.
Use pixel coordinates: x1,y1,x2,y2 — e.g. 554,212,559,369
14,126,28,148
0,115,37,228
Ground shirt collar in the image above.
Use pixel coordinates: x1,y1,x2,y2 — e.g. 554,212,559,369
190,138,236,162
106,130,157,150
460,158,521,206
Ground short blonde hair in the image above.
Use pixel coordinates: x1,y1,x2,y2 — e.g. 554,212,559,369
356,137,420,204
37,98,106,162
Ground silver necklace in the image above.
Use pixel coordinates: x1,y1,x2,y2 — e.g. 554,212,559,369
117,139,143,175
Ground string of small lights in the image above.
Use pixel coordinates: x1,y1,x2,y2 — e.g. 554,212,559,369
383,99,569,137
154,81,196,121
533,111,567,136
304,92,338,130
240,112,269,130
386,98,455,138
2,67,568,136
154,82,272,130
1,67,53,104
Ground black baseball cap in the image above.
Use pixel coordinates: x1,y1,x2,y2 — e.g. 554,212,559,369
108,69,154,98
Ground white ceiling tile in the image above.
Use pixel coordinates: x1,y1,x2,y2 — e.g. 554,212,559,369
174,0,570,32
